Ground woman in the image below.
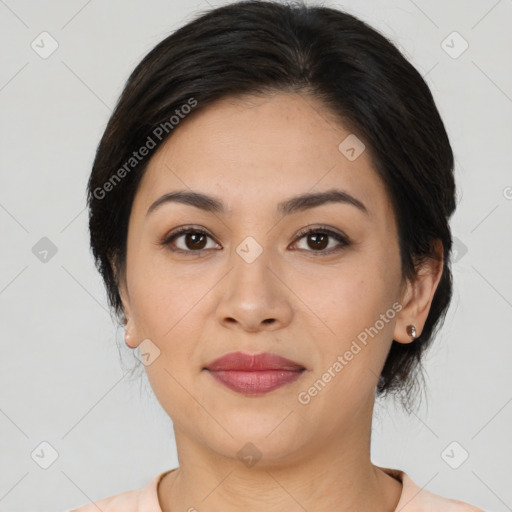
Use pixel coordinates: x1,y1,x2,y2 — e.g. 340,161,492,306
72,1,485,510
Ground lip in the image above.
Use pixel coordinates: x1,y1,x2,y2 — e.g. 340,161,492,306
204,351,306,395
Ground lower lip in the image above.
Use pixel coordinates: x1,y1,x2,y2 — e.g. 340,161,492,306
206,369,304,395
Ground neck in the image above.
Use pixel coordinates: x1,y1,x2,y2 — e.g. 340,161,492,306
158,395,402,512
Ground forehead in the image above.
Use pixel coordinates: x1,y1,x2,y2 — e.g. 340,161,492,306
134,92,390,219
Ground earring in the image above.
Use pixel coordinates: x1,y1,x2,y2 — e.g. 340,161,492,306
406,324,417,340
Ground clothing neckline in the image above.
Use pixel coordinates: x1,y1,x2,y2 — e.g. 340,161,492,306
153,466,407,511
155,468,178,511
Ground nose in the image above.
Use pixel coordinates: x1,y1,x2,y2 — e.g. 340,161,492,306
215,247,293,333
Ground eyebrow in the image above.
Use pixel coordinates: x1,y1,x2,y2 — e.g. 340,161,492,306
146,188,369,217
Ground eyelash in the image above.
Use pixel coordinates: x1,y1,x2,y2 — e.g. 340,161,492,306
159,225,350,256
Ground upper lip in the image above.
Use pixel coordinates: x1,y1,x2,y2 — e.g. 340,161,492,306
205,351,305,372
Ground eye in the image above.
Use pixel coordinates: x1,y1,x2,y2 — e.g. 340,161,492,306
291,226,350,255
158,225,350,256
159,226,220,253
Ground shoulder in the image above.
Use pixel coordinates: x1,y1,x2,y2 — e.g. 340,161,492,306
409,486,486,512
378,466,486,512
68,470,171,512
69,488,139,512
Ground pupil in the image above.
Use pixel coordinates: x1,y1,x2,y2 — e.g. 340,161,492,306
187,233,206,250
309,233,328,250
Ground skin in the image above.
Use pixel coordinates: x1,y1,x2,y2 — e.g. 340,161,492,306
118,92,443,512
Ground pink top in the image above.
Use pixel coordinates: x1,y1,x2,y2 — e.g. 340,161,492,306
69,466,485,511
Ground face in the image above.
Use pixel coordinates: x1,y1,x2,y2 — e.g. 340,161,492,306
119,92,435,466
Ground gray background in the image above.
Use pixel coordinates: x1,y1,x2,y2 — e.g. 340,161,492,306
0,0,511,510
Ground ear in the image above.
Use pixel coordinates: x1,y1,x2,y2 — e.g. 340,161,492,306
393,239,444,344
113,260,141,349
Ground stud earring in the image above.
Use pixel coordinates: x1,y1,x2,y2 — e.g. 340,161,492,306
406,324,417,340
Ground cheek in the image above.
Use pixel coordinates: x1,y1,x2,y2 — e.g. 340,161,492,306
293,278,397,425
304,257,398,377
128,261,216,400
312,261,393,329
128,249,204,336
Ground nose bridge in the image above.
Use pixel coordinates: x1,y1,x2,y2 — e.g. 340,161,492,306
215,233,293,330
229,234,277,297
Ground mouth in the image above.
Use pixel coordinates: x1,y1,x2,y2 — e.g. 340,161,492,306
203,351,306,395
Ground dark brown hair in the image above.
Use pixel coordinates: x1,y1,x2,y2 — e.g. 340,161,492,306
87,0,456,411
